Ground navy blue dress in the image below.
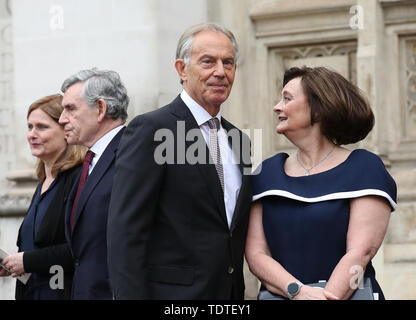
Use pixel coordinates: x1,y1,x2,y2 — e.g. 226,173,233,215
252,149,397,299
19,176,62,299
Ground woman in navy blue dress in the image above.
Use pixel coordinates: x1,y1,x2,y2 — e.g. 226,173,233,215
245,67,397,300
0,95,86,299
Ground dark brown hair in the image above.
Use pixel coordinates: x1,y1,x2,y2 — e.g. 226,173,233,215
283,66,374,145
27,94,86,180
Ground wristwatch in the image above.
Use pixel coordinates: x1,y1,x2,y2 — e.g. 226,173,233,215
287,281,304,299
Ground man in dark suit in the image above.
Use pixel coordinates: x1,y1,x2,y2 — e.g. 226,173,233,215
59,68,129,299
108,23,252,299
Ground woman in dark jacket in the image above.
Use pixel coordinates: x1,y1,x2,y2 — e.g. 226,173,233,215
0,94,85,299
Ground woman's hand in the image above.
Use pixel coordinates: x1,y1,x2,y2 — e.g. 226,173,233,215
2,252,25,278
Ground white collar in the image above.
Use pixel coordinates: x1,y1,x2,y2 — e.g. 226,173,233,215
180,90,222,127
90,125,124,158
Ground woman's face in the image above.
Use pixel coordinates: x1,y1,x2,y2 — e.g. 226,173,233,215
273,77,312,135
27,108,67,163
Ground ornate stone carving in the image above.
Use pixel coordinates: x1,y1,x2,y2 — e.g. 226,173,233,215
0,194,32,216
400,36,416,142
381,0,416,26
276,41,357,83
0,169,37,216
0,0,14,188
249,0,356,38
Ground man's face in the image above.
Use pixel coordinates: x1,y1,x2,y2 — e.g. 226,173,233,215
59,82,100,147
179,30,236,114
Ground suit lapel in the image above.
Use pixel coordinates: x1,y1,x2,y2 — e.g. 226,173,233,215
170,96,228,227
70,128,125,234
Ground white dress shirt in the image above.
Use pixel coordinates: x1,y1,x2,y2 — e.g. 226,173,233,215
181,90,242,228
89,125,125,175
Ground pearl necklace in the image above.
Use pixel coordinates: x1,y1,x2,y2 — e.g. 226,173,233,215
296,145,336,176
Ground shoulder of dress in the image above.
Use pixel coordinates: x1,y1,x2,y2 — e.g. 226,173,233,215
253,153,286,176
347,150,394,181
349,148,383,164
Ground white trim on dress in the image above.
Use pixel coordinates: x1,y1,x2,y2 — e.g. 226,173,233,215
252,189,397,211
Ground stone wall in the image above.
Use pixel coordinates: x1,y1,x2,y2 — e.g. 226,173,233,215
0,0,20,300
0,0,14,189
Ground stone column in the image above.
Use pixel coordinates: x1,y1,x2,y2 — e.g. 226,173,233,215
377,0,416,300
0,0,15,189
0,0,23,301
355,0,386,153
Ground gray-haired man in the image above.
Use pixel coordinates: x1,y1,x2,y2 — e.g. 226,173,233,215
108,23,252,300
59,68,129,299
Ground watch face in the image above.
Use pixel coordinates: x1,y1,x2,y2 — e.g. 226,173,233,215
288,282,300,295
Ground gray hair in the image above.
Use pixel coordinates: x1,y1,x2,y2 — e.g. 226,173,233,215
61,68,129,121
176,23,239,83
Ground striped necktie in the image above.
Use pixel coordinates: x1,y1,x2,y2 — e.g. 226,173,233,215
207,118,224,192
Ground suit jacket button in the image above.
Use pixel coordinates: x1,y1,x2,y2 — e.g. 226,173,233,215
74,259,80,266
228,266,234,274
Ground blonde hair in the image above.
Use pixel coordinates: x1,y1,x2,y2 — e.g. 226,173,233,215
27,94,87,180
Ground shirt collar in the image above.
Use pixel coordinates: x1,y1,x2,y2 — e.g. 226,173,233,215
180,90,222,127
89,125,124,157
